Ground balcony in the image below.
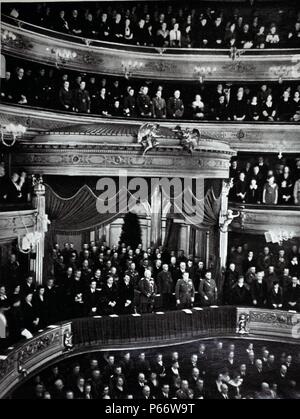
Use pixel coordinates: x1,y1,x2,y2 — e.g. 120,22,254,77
1,103,300,157
228,202,300,235
0,207,37,241
2,16,300,82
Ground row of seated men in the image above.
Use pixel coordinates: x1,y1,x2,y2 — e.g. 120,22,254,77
14,341,300,399
1,240,300,344
1,64,300,121
5,3,300,48
229,156,300,205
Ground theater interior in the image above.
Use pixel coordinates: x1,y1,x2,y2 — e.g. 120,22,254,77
0,0,300,401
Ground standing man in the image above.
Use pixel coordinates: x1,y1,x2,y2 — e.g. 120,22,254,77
175,272,195,309
199,271,218,306
157,264,174,309
138,269,157,313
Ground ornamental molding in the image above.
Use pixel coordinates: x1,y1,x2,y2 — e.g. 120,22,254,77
229,206,300,234
2,105,300,153
0,209,38,239
2,21,300,81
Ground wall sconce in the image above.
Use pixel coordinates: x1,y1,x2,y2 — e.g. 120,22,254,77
194,65,217,83
229,46,245,61
1,29,17,42
121,60,144,79
0,123,26,147
46,47,77,67
265,229,295,245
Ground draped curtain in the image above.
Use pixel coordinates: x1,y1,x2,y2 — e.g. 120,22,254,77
45,184,125,234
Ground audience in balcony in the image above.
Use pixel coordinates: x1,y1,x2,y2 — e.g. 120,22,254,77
2,61,300,122
4,2,300,49
13,339,300,399
229,157,300,206
226,242,300,311
0,168,31,205
1,235,300,346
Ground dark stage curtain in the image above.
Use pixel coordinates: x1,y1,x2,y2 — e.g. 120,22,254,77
45,183,126,234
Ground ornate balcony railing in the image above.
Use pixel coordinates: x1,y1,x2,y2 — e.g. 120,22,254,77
1,307,299,398
229,203,300,235
0,208,37,240
0,322,71,399
2,15,300,81
1,103,300,155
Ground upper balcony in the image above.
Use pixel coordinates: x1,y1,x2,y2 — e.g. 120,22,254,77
2,15,300,82
0,207,37,241
1,102,300,157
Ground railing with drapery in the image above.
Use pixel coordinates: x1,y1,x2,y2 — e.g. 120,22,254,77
1,307,299,398
72,307,237,348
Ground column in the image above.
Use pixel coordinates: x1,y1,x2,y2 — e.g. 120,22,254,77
218,180,232,270
178,223,190,256
205,231,210,269
32,179,49,285
150,184,162,247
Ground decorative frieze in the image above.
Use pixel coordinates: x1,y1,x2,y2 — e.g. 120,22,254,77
2,21,300,81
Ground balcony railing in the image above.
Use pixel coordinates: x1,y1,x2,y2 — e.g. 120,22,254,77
2,16,300,81
0,307,299,398
228,202,300,235
1,103,300,155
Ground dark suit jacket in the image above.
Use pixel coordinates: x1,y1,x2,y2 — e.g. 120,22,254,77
157,271,173,294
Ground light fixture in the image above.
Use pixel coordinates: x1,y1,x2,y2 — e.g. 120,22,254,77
265,229,295,245
1,29,17,42
121,60,144,79
18,231,43,254
229,46,245,61
0,123,26,147
46,47,77,67
194,65,217,83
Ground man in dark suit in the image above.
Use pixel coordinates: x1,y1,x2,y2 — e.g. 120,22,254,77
83,280,101,316
215,383,231,399
100,276,118,315
21,274,36,297
199,271,218,306
167,90,184,118
156,264,174,309
140,385,155,400
118,274,135,314
175,272,195,309
138,270,157,313
284,276,300,311
159,383,171,399
230,276,251,306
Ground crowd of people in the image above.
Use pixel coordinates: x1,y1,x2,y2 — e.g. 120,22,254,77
225,242,300,310
229,156,300,205
2,62,300,121
0,169,31,205
12,340,300,399
1,238,300,345
5,2,300,48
